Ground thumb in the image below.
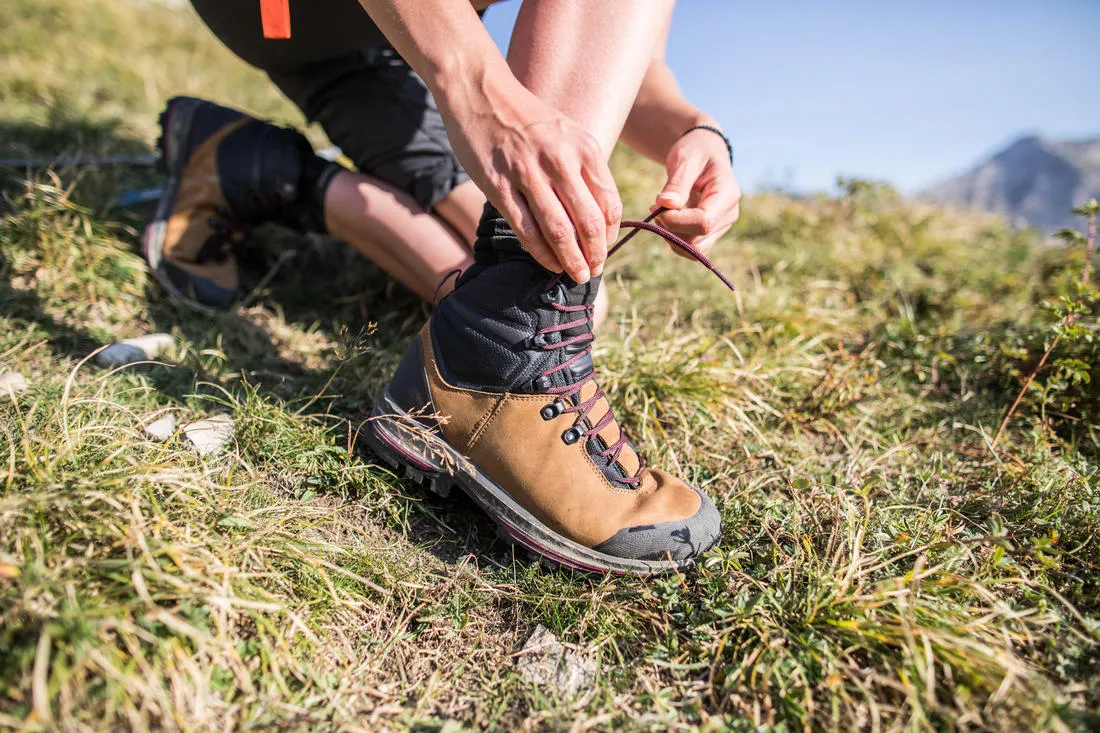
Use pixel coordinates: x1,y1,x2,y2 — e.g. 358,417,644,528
656,153,704,210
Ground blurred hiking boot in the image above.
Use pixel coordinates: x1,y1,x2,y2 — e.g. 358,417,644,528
367,206,734,576
142,96,340,310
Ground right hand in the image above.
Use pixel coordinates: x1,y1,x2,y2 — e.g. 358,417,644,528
438,74,622,284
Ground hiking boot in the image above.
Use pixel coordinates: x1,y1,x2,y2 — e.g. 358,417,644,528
142,96,341,310
366,206,734,576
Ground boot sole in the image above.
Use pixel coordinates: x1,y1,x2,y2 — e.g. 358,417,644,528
141,97,224,313
365,388,698,577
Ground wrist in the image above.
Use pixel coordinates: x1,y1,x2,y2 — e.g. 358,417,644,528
682,124,733,166
626,104,721,163
432,50,518,121
685,111,720,131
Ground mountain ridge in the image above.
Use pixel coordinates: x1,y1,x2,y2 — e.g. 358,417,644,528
922,134,1100,233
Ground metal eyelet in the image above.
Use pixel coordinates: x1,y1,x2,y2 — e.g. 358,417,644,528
540,401,564,420
561,425,587,445
533,375,552,392
539,285,563,305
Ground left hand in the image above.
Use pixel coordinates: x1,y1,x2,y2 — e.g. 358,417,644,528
652,127,741,255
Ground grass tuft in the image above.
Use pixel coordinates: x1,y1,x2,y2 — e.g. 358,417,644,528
1,0,1098,729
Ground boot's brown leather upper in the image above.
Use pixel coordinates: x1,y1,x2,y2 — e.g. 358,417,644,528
418,327,702,548
161,116,251,295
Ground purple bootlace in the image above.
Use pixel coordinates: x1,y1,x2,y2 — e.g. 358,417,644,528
536,209,737,487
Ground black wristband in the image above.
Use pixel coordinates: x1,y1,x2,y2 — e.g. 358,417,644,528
682,125,733,166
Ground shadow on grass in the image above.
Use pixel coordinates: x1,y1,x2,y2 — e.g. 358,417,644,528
0,113,537,574
0,114,164,219
0,114,149,160
140,238,516,569
0,251,103,361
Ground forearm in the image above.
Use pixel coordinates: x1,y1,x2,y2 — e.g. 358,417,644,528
356,0,516,114
621,59,717,163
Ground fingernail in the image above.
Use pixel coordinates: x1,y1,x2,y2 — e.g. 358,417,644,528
574,270,590,285
592,263,604,277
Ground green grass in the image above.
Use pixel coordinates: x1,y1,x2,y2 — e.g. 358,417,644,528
2,1,1099,730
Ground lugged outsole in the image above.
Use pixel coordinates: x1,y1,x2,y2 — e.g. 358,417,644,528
364,389,701,578
142,97,218,312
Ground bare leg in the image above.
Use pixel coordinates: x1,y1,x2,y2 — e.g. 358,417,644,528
322,163,608,319
507,0,674,155
432,180,485,246
323,170,473,301
504,1,671,326
323,0,662,318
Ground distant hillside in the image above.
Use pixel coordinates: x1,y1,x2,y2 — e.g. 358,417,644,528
922,135,1100,234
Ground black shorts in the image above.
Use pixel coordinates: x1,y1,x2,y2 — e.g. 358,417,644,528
269,47,470,210
190,0,471,211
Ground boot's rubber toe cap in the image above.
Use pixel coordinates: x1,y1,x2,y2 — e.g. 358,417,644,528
593,489,722,564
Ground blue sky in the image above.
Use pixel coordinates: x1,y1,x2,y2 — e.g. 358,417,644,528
483,0,1100,194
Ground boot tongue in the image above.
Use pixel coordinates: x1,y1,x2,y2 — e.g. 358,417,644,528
548,273,600,388
437,203,604,393
561,275,599,308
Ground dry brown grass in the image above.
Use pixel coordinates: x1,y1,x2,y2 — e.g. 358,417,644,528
2,1,1099,730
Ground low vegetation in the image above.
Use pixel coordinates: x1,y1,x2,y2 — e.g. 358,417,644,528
1,0,1097,729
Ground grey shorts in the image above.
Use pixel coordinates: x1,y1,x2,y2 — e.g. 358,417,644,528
268,47,470,211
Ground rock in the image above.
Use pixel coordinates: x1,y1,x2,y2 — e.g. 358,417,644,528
183,414,234,456
0,372,28,396
144,414,177,442
95,333,174,368
516,624,597,697
96,343,147,368
124,333,174,355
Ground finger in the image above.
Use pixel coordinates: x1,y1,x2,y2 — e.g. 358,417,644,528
692,227,724,256
657,205,713,239
520,176,590,284
694,199,739,256
656,150,706,210
689,197,739,257
555,166,609,278
497,188,562,274
581,152,622,259
658,184,736,239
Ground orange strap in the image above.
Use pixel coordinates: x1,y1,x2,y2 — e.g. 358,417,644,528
260,0,291,39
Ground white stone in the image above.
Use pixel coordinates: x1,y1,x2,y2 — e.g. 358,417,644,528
516,624,597,697
123,333,174,355
183,414,235,456
95,343,147,368
0,372,28,396
144,414,177,442
95,333,174,368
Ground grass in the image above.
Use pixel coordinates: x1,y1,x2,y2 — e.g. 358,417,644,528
2,0,1099,730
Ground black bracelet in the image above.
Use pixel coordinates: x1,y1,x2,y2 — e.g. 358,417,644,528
682,125,733,166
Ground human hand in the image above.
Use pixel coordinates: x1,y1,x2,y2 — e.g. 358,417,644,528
438,75,621,284
652,127,740,255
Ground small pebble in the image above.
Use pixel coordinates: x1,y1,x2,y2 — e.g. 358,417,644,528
95,333,174,368
0,372,28,396
516,624,596,697
144,414,177,442
183,414,235,456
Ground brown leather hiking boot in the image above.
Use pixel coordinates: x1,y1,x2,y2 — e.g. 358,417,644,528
142,96,340,309
366,206,735,576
